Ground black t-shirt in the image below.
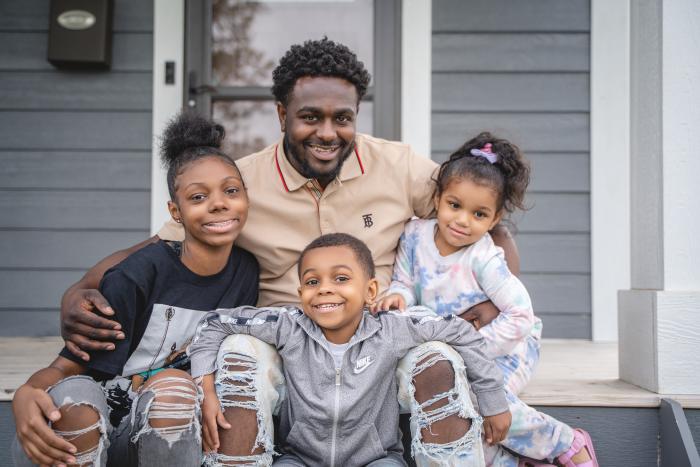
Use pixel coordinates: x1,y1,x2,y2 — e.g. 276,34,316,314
60,240,259,379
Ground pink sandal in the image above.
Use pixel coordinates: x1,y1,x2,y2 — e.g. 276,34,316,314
555,428,599,467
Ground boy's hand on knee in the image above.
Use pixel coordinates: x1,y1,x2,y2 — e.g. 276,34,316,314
201,375,230,453
482,410,511,445
370,294,406,314
12,384,78,466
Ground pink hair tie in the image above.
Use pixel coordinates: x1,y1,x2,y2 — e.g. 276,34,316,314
470,143,498,164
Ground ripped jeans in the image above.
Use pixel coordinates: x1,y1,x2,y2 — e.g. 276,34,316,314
204,336,484,467
12,374,201,467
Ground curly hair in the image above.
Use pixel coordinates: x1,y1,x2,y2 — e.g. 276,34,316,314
435,132,531,215
298,233,375,280
272,38,371,106
159,111,240,201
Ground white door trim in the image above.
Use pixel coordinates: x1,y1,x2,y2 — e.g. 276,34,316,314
590,0,631,341
401,0,432,158
151,0,185,235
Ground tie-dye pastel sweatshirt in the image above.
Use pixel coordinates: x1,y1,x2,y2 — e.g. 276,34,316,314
387,218,540,359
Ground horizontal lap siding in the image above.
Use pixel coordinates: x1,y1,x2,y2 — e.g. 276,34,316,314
0,0,153,336
432,0,591,338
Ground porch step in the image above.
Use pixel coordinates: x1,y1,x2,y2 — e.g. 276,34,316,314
1,338,699,466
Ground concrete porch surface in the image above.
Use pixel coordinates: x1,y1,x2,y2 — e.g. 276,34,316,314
2,337,700,408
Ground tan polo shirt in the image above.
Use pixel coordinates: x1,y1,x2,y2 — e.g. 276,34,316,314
158,133,438,306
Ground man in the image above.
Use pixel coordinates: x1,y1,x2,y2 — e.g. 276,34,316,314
61,38,518,465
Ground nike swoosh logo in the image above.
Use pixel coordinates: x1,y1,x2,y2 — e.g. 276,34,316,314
353,357,375,374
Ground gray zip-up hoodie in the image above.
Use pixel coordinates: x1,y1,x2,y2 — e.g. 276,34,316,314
190,306,507,467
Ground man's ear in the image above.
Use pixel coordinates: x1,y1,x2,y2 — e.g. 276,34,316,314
365,278,379,305
276,102,287,133
167,200,181,224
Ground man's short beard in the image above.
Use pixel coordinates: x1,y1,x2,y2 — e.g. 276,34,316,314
284,134,355,181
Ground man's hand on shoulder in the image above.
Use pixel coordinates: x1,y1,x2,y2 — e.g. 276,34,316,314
458,301,501,330
60,287,124,361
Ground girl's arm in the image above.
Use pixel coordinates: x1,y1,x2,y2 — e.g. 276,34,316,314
12,357,86,466
475,246,534,359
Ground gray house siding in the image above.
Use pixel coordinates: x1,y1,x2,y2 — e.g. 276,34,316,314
0,0,153,336
432,0,591,338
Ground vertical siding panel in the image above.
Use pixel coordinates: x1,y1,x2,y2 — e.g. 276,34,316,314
0,0,154,335
431,0,591,338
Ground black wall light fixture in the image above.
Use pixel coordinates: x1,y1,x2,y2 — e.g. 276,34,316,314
48,0,114,69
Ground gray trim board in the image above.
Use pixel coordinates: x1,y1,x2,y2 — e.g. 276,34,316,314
0,0,153,32
686,409,700,460
660,399,700,467
433,33,590,72
0,231,150,270
0,32,153,71
431,113,589,152
432,0,590,33
0,151,150,189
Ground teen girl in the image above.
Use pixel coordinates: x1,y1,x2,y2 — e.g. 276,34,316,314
375,132,598,467
12,112,259,467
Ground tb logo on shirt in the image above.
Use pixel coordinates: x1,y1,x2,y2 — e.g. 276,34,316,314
362,213,374,228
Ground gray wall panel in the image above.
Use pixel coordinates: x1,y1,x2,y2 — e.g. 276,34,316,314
0,270,84,309
433,33,590,72
536,406,659,466
516,234,590,273
538,313,591,339
0,151,150,189
431,1,591,338
431,112,589,152
513,193,590,233
433,0,590,32
0,111,152,150
521,273,591,315
0,311,60,336
0,72,152,110
0,0,153,32
432,152,591,193
0,191,149,229
0,32,153,71
0,0,153,336
433,73,589,112
684,409,700,457
0,231,149,269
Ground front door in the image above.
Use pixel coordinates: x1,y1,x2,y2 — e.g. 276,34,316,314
184,0,401,159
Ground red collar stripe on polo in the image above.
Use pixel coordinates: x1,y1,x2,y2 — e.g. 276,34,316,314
274,144,290,192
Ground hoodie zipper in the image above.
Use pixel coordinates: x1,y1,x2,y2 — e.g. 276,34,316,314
329,366,341,467
147,306,174,371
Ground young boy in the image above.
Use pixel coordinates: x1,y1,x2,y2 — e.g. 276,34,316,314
189,233,511,466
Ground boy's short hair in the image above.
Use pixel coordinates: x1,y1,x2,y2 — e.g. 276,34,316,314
298,233,375,279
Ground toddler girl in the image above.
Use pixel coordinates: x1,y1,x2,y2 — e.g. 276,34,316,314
375,132,598,467
12,112,259,467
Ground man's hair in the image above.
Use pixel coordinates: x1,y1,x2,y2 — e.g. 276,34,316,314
298,233,375,279
272,38,371,106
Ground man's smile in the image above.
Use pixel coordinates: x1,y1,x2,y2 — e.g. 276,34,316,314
305,142,342,161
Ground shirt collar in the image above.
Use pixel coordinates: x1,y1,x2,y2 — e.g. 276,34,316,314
274,136,366,193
